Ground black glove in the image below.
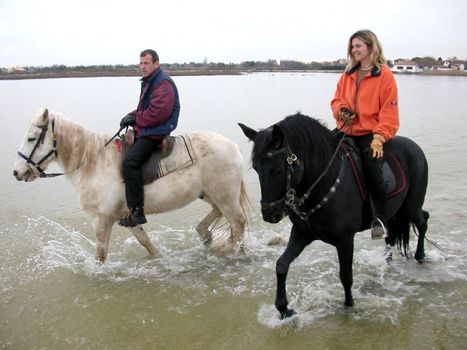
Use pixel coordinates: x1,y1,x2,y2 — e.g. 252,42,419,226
120,114,136,128
339,107,356,123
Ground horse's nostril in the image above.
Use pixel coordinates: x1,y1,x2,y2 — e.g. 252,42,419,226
13,170,18,177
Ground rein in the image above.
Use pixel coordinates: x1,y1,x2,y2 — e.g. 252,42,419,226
17,117,124,179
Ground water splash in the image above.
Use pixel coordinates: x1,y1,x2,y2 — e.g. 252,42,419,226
2,215,466,332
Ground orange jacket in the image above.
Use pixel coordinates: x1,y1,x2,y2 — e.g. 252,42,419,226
331,64,399,140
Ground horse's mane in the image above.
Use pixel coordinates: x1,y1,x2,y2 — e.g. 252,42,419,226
253,113,337,171
52,112,110,173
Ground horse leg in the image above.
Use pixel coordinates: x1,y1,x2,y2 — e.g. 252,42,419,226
196,206,222,247
275,226,311,319
336,239,355,307
129,225,158,256
94,216,114,263
414,210,429,262
226,210,246,247
216,202,246,247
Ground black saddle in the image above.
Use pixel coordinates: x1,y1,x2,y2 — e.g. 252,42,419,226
342,137,407,201
120,131,175,185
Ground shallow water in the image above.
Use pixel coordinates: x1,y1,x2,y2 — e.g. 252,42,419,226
1,73,467,349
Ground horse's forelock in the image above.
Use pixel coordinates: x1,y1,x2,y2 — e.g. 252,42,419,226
277,113,335,166
251,127,274,165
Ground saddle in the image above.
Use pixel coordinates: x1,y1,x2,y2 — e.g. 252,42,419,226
342,138,407,202
115,130,196,185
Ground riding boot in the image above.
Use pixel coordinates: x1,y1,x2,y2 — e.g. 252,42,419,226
366,161,388,239
118,207,147,227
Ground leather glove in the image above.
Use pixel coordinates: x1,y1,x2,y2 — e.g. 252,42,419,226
120,114,136,128
339,107,356,123
370,134,386,159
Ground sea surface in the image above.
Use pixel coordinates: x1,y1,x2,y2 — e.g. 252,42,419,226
1,73,466,349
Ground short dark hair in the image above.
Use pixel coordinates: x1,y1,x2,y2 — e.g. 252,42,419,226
140,49,159,63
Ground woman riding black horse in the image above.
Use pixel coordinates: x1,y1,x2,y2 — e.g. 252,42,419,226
239,113,429,319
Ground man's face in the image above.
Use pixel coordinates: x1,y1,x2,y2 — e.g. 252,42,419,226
140,54,159,78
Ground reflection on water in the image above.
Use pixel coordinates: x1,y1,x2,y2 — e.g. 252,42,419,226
1,73,467,349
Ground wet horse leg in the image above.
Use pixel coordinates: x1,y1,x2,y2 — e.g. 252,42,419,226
94,216,114,263
414,210,429,262
129,225,158,256
275,226,311,319
224,208,246,247
196,206,222,247
336,239,355,307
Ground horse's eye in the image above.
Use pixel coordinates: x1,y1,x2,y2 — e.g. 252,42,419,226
28,137,37,142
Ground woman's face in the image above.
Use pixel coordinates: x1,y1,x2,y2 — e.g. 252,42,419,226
351,37,370,66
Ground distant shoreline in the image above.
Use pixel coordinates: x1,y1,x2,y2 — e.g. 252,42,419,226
0,69,466,80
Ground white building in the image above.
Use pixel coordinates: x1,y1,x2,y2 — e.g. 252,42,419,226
391,60,423,73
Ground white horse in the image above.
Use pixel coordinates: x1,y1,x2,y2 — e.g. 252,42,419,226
13,108,248,262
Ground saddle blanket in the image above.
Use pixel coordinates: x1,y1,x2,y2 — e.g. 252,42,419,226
157,135,195,177
115,133,196,185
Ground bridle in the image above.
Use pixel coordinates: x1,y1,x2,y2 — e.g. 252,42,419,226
17,119,60,178
17,116,125,179
260,132,348,221
259,146,300,210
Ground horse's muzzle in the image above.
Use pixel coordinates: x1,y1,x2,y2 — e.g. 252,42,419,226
262,209,285,224
13,169,36,182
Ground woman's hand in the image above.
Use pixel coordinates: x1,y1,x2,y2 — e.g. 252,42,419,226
370,134,386,158
339,107,356,123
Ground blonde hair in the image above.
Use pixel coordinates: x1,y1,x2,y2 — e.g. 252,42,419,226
345,29,386,70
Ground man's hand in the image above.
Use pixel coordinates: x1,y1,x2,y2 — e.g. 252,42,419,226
370,134,386,159
339,107,356,123
120,114,136,128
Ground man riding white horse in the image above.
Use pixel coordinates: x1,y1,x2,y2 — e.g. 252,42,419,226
118,49,181,227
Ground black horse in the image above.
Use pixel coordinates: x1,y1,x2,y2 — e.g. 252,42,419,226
239,113,429,319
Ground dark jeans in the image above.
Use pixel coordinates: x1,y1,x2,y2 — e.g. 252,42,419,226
350,133,387,221
122,137,161,209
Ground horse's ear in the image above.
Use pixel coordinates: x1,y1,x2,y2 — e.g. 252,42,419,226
271,125,285,148
238,123,257,141
39,107,49,124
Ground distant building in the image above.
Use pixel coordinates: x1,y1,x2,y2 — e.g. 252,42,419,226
391,60,422,73
7,66,26,73
432,61,465,71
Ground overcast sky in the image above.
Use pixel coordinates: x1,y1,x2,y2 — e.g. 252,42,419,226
1,0,466,67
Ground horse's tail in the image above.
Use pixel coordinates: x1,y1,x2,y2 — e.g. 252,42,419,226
238,180,251,228
391,214,411,258
393,210,430,258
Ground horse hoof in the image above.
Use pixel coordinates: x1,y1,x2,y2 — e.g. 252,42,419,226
414,252,425,263
202,238,212,248
280,308,296,319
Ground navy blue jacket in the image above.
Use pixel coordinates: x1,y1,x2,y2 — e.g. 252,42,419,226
137,69,180,137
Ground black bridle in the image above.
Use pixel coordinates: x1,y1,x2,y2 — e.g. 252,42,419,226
260,133,348,221
259,146,300,210
17,119,60,178
17,117,125,179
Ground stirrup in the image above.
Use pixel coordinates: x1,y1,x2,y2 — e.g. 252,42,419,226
370,218,387,240
118,208,147,227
